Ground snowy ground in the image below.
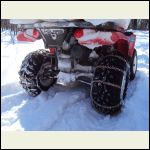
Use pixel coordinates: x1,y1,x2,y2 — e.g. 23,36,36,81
1,30,149,131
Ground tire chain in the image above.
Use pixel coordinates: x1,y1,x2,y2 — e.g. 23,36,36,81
91,53,129,114
19,49,56,96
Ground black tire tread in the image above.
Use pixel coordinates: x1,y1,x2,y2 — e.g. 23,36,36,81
19,49,56,97
91,52,129,115
130,49,137,80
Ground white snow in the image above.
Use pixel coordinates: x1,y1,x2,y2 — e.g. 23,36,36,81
10,19,131,30
10,19,40,24
1,30,149,131
85,19,131,29
10,19,71,25
89,50,99,59
77,29,113,49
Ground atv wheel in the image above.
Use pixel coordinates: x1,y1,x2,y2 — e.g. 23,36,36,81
91,52,130,115
19,49,58,97
130,49,137,80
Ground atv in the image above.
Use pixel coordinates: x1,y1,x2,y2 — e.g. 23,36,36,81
10,19,137,115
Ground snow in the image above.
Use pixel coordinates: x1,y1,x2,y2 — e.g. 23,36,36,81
1,30,149,131
77,29,113,49
10,19,40,24
85,19,131,29
10,19,131,30
89,50,99,59
10,19,70,25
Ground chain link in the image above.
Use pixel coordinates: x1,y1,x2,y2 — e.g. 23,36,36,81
104,54,128,64
92,99,121,109
96,65,124,74
92,80,121,89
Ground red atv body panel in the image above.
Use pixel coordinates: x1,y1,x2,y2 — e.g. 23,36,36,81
16,28,136,58
17,29,40,42
74,29,136,58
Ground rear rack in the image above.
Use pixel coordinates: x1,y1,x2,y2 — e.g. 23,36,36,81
16,21,125,33
17,21,95,29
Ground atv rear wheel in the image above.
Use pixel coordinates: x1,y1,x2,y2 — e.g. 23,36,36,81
19,49,58,97
91,52,130,115
130,49,137,80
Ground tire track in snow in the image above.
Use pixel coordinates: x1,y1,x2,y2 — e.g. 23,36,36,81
46,91,87,130
1,82,88,131
17,90,86,130
1,82,22,97
1,91,29,112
